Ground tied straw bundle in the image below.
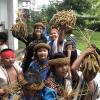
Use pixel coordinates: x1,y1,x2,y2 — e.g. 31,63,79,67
1,80,25,100
4,77,28,92
50,10,76,31
11,19,28,40
59,88,88,100
77,27,100,75
1,75,45,99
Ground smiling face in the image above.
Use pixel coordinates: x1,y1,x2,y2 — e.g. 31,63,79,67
50,29,59,41
2,57,14,68
55,64,69,78
37,48,48,60
34,26,44,38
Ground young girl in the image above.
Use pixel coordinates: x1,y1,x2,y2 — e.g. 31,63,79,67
29,43,50,80
49,27,65,57
23,43,58,100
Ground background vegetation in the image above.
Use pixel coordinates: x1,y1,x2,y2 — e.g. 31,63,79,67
19,0,100,50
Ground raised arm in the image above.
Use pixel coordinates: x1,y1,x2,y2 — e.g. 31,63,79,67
58,30,64,45
11,20,31,45
12,31,30,45
71,47,95,70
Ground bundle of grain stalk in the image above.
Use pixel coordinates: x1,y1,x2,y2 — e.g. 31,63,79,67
11,20,28,38
50,10,76,31
79,29,100,76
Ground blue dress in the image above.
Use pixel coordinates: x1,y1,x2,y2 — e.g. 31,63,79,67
29,60,49,80
23,86,58,100
22,60,57,100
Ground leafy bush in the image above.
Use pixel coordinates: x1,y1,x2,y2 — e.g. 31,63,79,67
88,21,100,31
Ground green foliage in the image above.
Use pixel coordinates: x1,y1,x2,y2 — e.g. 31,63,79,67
41,4,57,23
88,21,100,31
24,10,48,32
76,17,86,28
59,0,91,13
23,0,100,33
90,0,100,15
18,0,100,50
38,0,93,29
23,0,99,31
29,11,43,26
19,40,25,49
73,30,100,50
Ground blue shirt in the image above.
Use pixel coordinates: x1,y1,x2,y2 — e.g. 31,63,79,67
23,86,58,100
29,60,49,80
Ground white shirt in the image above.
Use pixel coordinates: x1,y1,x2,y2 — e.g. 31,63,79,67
0,61,22,87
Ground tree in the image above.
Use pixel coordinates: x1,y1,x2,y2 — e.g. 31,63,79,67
41,4,57,23
39,0,92,27
23,0,100,31
58,0,91,13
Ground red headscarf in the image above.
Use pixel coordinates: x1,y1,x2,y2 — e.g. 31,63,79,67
1,49,14,59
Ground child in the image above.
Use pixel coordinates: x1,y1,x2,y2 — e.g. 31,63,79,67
46,49,99,100
0,49,23,99
23,43,58,99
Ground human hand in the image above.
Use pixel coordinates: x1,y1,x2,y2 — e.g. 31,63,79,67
0,88,5,95
82,47,95,56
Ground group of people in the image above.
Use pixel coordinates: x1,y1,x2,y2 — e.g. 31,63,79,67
0,13,100,100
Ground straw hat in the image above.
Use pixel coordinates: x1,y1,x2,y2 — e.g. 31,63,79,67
34,43,51,52
34,22,45,29
48,57,69,66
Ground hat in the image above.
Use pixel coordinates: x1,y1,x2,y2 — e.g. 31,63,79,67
48,52,70,66
48,57,69,66
34,43,51,52
1,49,14,59
34,22,45,29
0,32,8,41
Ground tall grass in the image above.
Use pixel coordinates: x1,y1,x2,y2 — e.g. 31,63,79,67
73,30,100,51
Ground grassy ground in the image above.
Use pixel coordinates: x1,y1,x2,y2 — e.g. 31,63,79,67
74,31,100,51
